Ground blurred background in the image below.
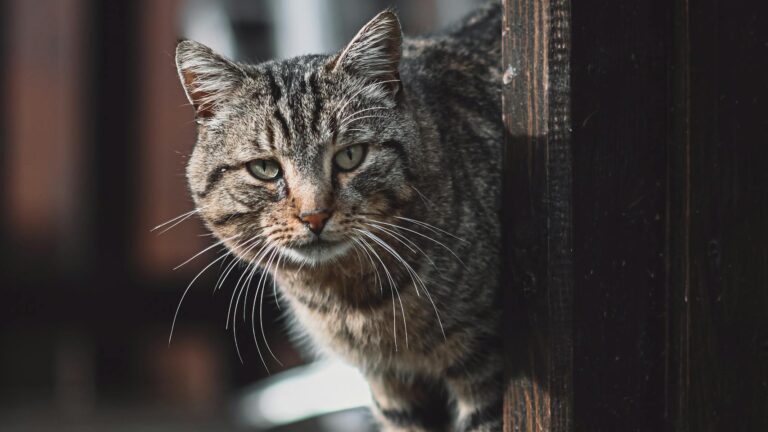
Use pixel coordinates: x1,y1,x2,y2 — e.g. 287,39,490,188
0,0,483,430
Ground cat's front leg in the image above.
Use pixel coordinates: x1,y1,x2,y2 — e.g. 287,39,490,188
367,372,450,432
444,350,504,432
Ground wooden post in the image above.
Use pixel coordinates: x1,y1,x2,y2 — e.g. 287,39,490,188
682,0,768,429
504,0,768,430
501,0,573,430
569,0,675,429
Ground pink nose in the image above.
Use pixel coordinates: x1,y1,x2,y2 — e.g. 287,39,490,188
299,210,331,235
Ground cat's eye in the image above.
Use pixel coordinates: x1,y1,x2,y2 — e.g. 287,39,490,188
333,144,367,172
246,159,282,181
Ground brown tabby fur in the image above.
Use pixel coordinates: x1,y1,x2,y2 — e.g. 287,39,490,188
175,3,503,431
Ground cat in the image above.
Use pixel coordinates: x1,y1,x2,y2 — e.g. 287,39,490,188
175,2,503,431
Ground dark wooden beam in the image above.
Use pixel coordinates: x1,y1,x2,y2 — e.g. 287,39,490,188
570,0,673,430
501,0,573,430
684,0,768,429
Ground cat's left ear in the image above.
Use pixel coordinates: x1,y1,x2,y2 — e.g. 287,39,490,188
330,10,402,90
175,40,247,119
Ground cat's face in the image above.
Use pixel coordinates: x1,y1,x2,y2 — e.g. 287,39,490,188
177,11,416,266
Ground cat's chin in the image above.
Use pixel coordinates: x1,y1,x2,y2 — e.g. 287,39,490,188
281,239,352,267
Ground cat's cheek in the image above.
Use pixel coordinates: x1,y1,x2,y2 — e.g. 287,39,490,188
354,195,394,219
205,223,245,249
334,170,357,189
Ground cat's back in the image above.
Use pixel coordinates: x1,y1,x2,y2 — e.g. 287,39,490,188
399,2,503,212
400,2,502,101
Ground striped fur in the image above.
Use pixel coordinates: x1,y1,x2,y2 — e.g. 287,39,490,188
176,3,503,431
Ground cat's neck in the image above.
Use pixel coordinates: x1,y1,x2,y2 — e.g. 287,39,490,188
273,247,409,309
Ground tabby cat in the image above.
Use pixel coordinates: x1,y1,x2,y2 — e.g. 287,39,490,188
175,2,503,431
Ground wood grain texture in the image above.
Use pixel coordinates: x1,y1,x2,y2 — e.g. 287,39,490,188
569,0,768,430
684,0,768,429
667,0,691,429
570,1,673,429
501,0,573,430
503,0,767,429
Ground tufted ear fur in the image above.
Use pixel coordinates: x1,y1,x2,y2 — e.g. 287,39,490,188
175,40,246,119
330,10,402,91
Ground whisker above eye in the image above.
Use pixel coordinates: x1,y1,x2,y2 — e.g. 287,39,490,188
342,128,370,135
338,106,390,126
339,114,389,130
333,78,401,122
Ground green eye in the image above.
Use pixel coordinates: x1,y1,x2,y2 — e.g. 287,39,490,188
333,144,367,172
246,159,282,181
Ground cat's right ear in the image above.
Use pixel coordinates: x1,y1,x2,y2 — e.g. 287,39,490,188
329,10,402,91
175,40,246,119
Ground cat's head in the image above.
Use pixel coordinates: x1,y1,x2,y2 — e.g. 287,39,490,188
176,11,418,266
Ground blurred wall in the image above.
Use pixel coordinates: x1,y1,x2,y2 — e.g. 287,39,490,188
0,0,481,430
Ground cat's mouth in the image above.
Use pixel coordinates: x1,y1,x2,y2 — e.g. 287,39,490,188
283,238,352,265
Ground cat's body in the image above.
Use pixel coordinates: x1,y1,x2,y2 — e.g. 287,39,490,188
175,3,503,431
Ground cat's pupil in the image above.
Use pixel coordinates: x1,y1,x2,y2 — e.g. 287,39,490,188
261,160,267,171
346,148,353,160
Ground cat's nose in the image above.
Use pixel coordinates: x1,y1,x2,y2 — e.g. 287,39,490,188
299,210,332,235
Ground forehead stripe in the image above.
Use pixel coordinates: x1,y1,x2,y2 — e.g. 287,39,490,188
308,71,323,134
273,108,291,145
265,121,274,149
266,68,291,145
266,70,282,102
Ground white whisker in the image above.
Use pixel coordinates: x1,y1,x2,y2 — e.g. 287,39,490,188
231,243,273,366
364,218,467,268
358,229,421,297
333,79,400,121
394,216,469,244
366,222,438,271
340,114,388,130
356,233,407,350
361,225,447,341
408,185,435,209
152,207,204,234
168,252,228,345
255,248,283,366
226,240,268,329
271,251,286,311
338,106,390,127
174,233,241,270
350,236,382,295
216,235,264,292
345,235,366,280
151,207,201,231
